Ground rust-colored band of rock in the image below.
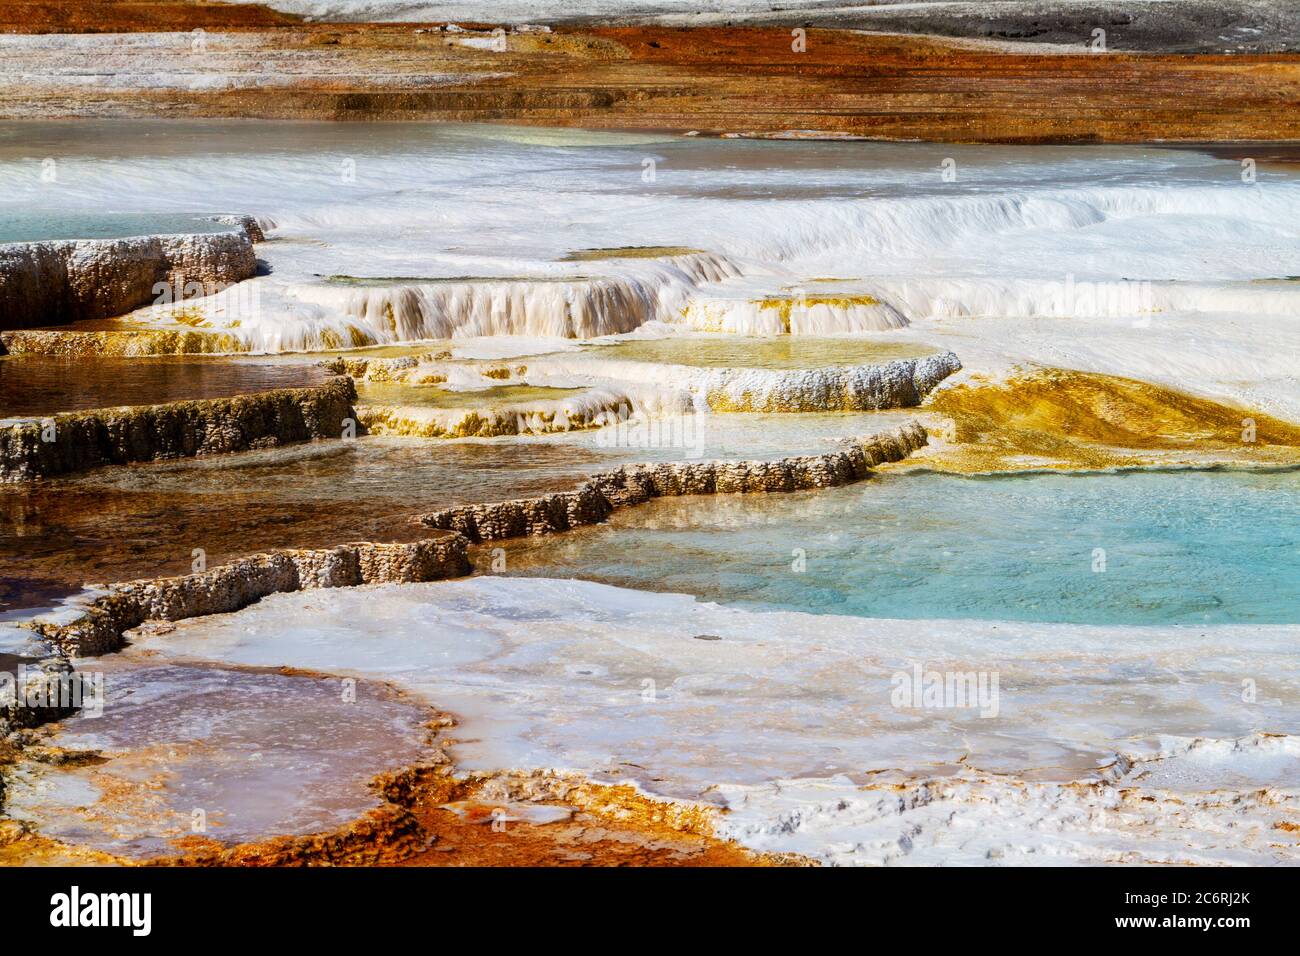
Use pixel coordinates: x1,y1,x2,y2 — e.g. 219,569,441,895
0,376,358,481
0,230,257,331
1,20,1296,143
417,420,928,542
29,534,473,657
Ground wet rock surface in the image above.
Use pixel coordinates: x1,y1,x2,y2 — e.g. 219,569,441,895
0,229,257,331
0,651,78,733
0,376,357,481
29,533,472,656
418,420,927,542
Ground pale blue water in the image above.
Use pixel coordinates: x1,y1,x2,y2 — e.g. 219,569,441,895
0,211,231,243
508,469,1300,626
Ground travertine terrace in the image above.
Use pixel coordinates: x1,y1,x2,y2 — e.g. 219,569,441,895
4,0,1300,880
0,377,357,480
0,229,257,330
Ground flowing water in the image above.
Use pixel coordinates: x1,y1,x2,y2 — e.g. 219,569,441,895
3,121,1300,865
5,121,1300,410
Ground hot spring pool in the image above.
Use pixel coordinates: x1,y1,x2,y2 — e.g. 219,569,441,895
504,468,1300,626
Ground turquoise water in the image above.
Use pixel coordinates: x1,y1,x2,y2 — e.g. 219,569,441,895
507,469,1300,626
0,212,232,243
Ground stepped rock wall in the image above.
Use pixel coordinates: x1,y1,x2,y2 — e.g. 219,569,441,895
0,376,356,481
418,420,928,541
0,230,257,331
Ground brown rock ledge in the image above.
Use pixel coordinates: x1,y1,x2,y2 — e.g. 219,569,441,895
0,376,357,481
29,533,472,656
418,419,927,541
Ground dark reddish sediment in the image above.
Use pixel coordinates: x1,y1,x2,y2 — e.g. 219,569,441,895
4,705,792,867
0,7,1296,142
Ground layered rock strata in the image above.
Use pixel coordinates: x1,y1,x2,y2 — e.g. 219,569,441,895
0,376,357,481
0,230,257,331
417,420,927,542
28,534,472,657
1,22,1297,142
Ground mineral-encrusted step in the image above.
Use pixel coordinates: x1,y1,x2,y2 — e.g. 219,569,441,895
0,228,258,331
25,421,925,656
664,352,961,412
340,350,963,415
417,420,928,542
0,376,357,481
0,327,249,356
28,534,473,657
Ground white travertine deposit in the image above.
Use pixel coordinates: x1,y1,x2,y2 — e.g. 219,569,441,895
0,230,257,330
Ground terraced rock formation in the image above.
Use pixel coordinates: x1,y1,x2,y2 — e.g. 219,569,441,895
0,376,356,481
418,420,927,541
0,230,258,331
23,420,926,655
28,534,472,656
339,350,963,416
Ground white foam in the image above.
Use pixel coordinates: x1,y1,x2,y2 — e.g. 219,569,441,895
7,125,1300,409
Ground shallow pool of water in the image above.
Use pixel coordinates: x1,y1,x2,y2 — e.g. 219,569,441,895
0,411,901,610
0,355,327,418
504,469,1300,626
0,211,234,243
586,335,932,369
357,382,587,409
2,655,436,859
